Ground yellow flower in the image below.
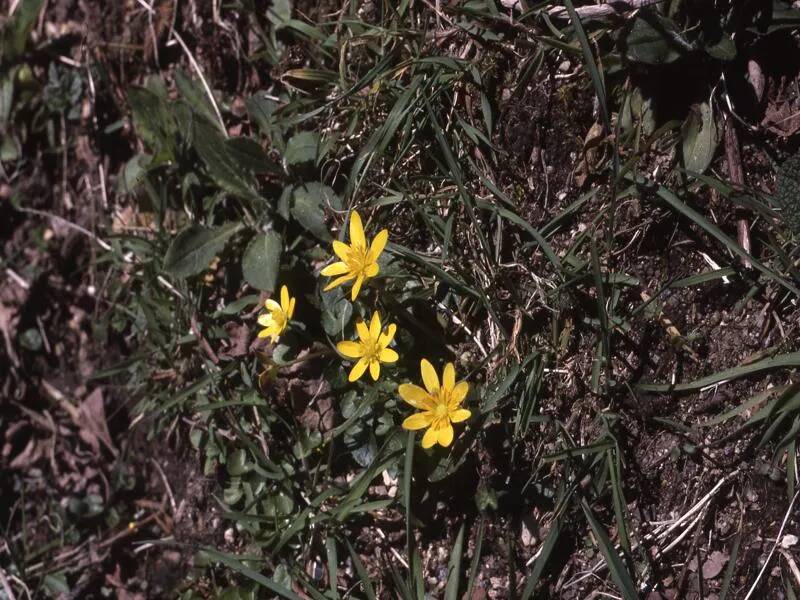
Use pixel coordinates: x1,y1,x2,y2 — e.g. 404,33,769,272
320,211,388,301
400,360,471,449
257,285,295,343
336,311,398,382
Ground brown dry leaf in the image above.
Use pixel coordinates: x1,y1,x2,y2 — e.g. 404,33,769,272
762,101,800,137
702,550,729,579
575,121,605,187
77,388,117,456
219,322,250,359
0,302,19,367
8,437,47,469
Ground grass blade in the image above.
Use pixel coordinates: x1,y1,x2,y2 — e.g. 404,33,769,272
520,518,561,600
199,546,302,600
346,540,377,600
581,499,638,600
636,352,800,393
444,523,466,600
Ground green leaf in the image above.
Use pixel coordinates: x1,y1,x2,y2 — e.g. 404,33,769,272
128,86,176,159
581,499,638,599
164,222,242,278
444,523,466,600
521,519,561,599
227,449,251,476
242,231,282,292
624,11,690,65
199,546,302,600
225,137,277,175
636,351,800,393
119,154,151,195
706,35,736,60
642,178,800,296
1,0,46,62
193,121,262,201
284,131,320,166
175,69,222,132
345,540,377,600
246,93,281,144
291,182,340,241
682,102,718,175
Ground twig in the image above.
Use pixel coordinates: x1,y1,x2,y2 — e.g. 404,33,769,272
548,0,664,19
743,489,800,600
725,118,751,268
190,314,220,364
150,458,178,514
5,268,30,290
0,569,16,600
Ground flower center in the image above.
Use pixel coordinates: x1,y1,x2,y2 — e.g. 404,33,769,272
271,309,286,328
361,338,381,361
346,244,370,274
434,403,449,419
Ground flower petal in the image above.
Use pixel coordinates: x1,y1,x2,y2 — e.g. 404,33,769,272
421,427,438,449
450,381,469,407
369,359,380,380
351,274,364,301
379,323,396,346
368,229,388,262
420,359,439,394
337,341,362,358
332,240,351,261
364,262,379,277
356,320,370,342
280,285,289,311
369,311,381,339
449,408,471,423
437,424,454,447
348,358,369,382
288,297,296,319
257,328,272,339
324,273,355,291
349,211,366,248
265,299,281,312
257,314,273,327
403,413,433,430
443,362,456,391
398,383,431,408
379,348,399,363
320,261,350,276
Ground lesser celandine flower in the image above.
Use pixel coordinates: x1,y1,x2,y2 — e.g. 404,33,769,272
336,311,398,382
400,360,471,449
320,211,387,301
257,285,295,343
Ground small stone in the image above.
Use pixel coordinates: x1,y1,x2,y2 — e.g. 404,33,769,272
781,534,798,548
224,527,235,544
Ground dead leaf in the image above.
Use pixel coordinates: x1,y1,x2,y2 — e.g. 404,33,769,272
763,101,800,137
0,303,19,367
218,322,250,359
77,388,117,456
702,550,729,579
8,437,46,469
